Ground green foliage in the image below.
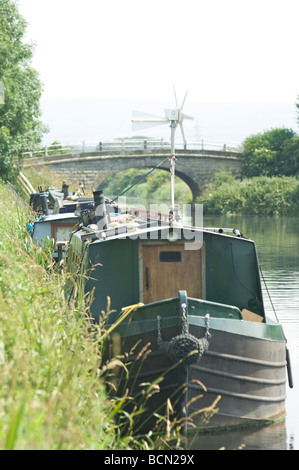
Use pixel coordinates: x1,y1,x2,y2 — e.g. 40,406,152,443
21,165,80,201
280,136,299,175
33,141,69,158
0,184,115,449
146,171,167,194
0,153,17,182
99,168,192,203
0,0,45,181
242,128,297,177
198,172,299,216
100,168,148,197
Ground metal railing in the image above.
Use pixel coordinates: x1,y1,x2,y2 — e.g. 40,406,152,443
21,143,71,158
21,138,241,158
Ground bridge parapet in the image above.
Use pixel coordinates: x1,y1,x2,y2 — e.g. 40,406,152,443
21,138,241,158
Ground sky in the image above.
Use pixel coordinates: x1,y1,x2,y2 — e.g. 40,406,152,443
16,0,299,143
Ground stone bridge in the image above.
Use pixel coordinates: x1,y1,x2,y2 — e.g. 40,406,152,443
22,148,243,201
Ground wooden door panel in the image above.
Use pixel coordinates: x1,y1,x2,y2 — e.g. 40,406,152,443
140,243,204,304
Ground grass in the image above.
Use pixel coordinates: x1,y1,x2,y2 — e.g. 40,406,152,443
21,165,82,196
0,183,117,449
0,178,220,450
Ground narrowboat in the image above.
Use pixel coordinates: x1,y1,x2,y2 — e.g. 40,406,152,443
66,94,292,431
29,184,93,260
66,193,292,431
29,186,119,260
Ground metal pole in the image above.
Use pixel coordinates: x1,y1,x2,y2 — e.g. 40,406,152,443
170,121,177,224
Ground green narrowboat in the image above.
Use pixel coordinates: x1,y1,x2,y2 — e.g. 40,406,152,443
67,197,292,431
66,93,292,431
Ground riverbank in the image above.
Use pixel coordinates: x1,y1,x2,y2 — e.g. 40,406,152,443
198,173,299,216
0,183,116,449
83,167,299,216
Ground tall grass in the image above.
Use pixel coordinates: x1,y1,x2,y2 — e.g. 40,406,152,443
0,181,218,449
0,184,118,449
21,166,84,197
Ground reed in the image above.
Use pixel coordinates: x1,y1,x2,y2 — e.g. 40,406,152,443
0,183,116,449
0,181,216,449
21,166,85,201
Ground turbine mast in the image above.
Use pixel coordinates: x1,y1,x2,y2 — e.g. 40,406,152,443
131,89,194,225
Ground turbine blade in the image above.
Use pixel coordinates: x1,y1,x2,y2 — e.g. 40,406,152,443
179,122,186,146
132,111,169,131
173,86,179,107
180,90,188,110
132,120,169,131
132,110,166,121
182,113,194,121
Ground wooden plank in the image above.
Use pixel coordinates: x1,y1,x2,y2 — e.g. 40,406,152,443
51,222,76,249
140,242,204,304
241,308,264,322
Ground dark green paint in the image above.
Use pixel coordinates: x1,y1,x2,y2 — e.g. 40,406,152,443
70,228,266,325
107,296,285,342
204,234,264,316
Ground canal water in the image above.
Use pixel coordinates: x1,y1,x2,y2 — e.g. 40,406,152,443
188,215,299,450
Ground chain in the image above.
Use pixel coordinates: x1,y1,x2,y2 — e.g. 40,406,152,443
181,303,189,334
205,314,211,339
157,315,162,347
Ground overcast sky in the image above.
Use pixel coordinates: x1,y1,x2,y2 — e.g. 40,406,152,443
17,0,299,105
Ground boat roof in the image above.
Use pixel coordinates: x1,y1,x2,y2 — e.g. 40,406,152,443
74,221,253,245
35,213,79,223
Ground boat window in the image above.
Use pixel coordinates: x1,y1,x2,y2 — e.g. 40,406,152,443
159,251,182,262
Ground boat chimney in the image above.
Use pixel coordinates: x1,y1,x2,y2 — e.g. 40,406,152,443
40,192,49,215
93,190,108,230
62,181,69,199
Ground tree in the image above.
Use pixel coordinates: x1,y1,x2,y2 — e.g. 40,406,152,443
0,0,45,181
280,136,299,176
296,96,299,128
242,128,297,177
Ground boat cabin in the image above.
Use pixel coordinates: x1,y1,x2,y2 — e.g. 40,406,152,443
68,223,265,324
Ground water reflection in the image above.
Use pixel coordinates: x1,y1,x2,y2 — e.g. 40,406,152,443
187,422,288,450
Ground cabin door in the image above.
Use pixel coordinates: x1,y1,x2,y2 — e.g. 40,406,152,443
140,242,204,304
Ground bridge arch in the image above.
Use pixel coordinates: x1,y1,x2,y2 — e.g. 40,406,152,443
93,165,196,202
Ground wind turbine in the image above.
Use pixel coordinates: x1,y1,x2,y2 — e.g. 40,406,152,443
132,88,194,224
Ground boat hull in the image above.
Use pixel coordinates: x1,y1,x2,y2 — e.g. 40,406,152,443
186,320,286,430
107,297,287,432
